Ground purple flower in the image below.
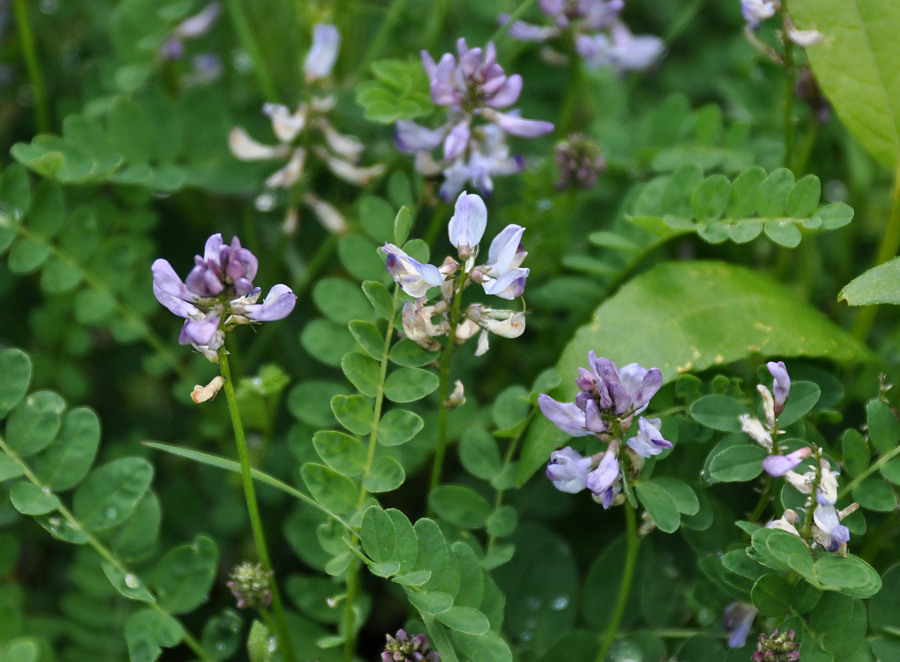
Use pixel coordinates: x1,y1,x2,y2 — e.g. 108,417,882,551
812,504,850,553
381,244,445,298
152,233,295,353
586,445,621,508
723,602,758,648
448,191,487,259
305,23,340,82
576,21,664,73
766,361,790,414
423,39,523,110
628,417,673,458
762,447,811,477
546,447,594,493
475,224,529,299
538,394,592,437
741,0,778,25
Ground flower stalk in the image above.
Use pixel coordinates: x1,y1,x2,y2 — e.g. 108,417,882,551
594,502,640,662
217,345,295,662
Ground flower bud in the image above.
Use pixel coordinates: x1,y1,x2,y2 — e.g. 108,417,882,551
191,376,225,403
226,561,273,609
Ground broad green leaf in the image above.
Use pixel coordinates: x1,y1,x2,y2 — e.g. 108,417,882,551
387,508,418,574
5,390,65,457
394,206,412,245
436,607,490,635
376,409,424,446
840,256,900,305
451,543,485,609
726,166,766,218
691,174,731,222
429,485,492,529
450,631,513,662
32,407,101,491
287,381,350,428
842,429,870,478
362,280,395,321
792,0,900,166
786,175,822,218
101,561,155,602
707,444,766,483
486,505,517,538
125,608,183,662
300,463,359,515
413,518,459,595
384,367,439,403
690,395,752,432
0,454,23,483
348,320,385,360
10,481,59,515
661,163,703,219
555,261,867,383
867,400,900,453
337,234,384,282
0,348,31,420
408,590,453,614
313,431,367,477
331,394,374,435
764,220,802,248
300,320,355,367
635,482,680,533
751,573,791,617
361,505,396,564
869,564,900,632
359,196,395,242
151,535,218,614
459,428,503,480
0,638,41,662
363,456,405,493
28,179,65,238
341,352,381,397
312,278,373,324
852,478,897,512
777,381,821,426
757,168,794,218
388,338,440,367
491,386,530,430
73,457,154,531
651,477,699,515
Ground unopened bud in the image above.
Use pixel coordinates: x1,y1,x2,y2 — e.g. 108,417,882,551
191,376,225,403
444,380,466,410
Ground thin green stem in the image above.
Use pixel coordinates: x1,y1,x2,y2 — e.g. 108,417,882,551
358,0,412,75
217,346,295,662
429,280,465,505
487,406,537,553
557,44,583,136
342,285,401,662
489,0,537,42
0,437,213,661
12,0,50,133
594,503,640,662
852,164,900,343
224,0,280,102
782,31,797,172
839,439,900,500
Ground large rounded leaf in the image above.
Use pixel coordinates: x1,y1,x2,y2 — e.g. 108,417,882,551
792,0,900,166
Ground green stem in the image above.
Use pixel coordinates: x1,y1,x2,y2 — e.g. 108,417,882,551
217,346,295,662
800,445,823,541
0,437,213,661
594,503,640,662
486,407,537,553
224,0,280,102
429,280,464,505
852,164,900,342
782,29,797,172
357,0,412,75
839,438,900,500
557,44,583,136
12,0,49,133
342,285,401,662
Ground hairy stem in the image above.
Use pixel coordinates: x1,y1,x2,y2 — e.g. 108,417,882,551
595,502,640,662
217,346,295,662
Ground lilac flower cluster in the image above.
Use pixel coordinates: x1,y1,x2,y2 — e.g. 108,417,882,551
382,192,528,356
743,361,857,554
501,0,664,73
382,629,440,662
539,353,671,508
152,233,296,360
395,39,553,200
230,24,385,233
